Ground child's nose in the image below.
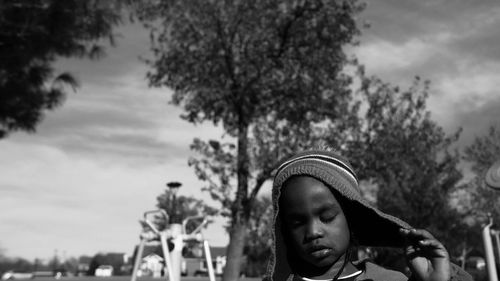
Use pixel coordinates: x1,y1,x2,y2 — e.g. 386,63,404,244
305,219,324,241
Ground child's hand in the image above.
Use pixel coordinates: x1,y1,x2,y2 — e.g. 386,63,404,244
400,228,451,281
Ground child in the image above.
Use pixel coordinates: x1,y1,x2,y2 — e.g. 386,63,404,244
265,150,471,281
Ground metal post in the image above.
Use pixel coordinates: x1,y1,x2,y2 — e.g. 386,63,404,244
483,218,499,281
493,230,500,266
131,238,146,281
160,233,175,281
204,240,216,281
169,224,183,281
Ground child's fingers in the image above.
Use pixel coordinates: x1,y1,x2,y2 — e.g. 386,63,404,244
419,239,442,248
400,228,441,249
400,228,449,258
418,239,449,258
404,245,419,260
400,228,435,241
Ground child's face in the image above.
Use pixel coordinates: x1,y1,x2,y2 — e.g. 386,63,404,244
280,176,350,269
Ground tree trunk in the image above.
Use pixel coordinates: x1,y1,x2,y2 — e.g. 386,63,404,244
222,118,250,281
222,221,247,281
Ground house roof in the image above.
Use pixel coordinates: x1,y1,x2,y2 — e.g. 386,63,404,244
78,256,92,264
105,253,127,263
142,253,164,262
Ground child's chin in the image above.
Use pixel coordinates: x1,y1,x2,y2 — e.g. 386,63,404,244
306,254,338,268
315,257,337,268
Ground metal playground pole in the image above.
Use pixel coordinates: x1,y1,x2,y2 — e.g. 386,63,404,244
482,216,498,281
482,161,500,281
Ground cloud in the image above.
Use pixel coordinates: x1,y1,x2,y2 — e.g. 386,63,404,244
360,0,500,44
354,0,500,139
53,23,153,84
452,98,500,147
357,0,500,77
32,51,225,164
449,8,500,62
355,38,439,78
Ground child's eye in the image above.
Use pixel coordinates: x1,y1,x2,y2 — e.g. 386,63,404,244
287,218,305,228
320,213,336,223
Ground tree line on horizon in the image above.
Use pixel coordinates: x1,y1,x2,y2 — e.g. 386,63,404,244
0,250,133,277
1,0,499,280
0,250,87,276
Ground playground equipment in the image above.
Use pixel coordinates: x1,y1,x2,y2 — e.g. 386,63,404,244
130,210,216,281
482,161,500,281
482,215,499,281
485,161,500,191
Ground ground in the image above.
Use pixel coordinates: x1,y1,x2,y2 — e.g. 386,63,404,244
26,277,261,281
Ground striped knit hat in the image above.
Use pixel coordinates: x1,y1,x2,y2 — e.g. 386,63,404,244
266,149,411,281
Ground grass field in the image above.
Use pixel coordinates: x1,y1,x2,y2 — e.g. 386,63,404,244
29,277,261,281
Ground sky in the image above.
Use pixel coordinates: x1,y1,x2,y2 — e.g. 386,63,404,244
1,0,500,261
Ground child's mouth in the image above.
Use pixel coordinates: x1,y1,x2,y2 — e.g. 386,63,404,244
309,248,333,259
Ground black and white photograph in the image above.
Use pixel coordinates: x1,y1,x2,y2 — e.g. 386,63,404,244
1,1,499,281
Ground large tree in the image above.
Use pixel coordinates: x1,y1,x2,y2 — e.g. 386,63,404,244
0,0,122,138
344,75,472,266
134,0,365,279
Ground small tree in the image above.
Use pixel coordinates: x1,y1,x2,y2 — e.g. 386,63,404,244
155,188,218,232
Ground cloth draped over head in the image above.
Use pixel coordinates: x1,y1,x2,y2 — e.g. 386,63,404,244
265,150,412,281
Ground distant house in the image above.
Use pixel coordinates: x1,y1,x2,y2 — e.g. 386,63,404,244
141,253,164,277
182,246,227,277
77,256,92,276
88,252,129,276
95,265,113,277
104,253,130,275
132,242,165,277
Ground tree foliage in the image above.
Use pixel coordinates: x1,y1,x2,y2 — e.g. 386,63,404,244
0,257,33,275
154,188,218,232
344,75,471,266
0,252,81,276
0,0,122,138
136,0,363,129
243,195,273,277
188,138,237,218
134,0,366,279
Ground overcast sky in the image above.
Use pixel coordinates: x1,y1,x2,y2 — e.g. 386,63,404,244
1,0,499,261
